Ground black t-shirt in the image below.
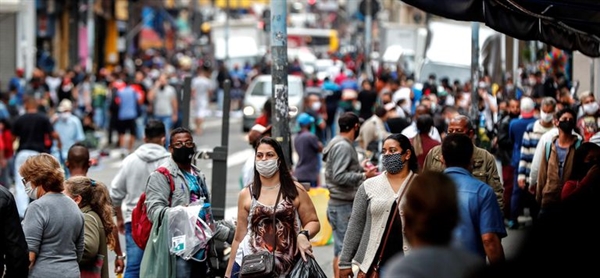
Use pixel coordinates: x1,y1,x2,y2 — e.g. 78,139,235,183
358,89,378,120
12,113,54,153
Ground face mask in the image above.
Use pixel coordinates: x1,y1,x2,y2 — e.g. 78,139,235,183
311,102,321,111
558,119,575,133
583,102,599,115
459,98,469,109
505,84,514,92
529,78,536,85
540,111,554,123
256,159,279,178
430,103,437,112
172,146,195,164
25,182,38,200
382,153,405,174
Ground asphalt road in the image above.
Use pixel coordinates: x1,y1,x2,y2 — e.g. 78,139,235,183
87,114,528,278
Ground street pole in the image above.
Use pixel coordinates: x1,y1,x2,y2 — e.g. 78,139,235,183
182,76,192,129
365,0,373,81
270,0,292,168
225,0,230,63
86,0,95,74
513,38,519,86
470,22,480,122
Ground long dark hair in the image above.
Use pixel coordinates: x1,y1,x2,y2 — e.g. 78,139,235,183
252,137,298,201
570,142,600,181
384,133,419,173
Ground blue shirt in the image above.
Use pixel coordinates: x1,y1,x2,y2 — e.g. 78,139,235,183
53,113,85,159
444,167,507,259
117,86,139,120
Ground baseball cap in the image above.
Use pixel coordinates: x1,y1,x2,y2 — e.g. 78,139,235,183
297,113,314,127
338,112,360,132
57,99,73,113
520,97,535,118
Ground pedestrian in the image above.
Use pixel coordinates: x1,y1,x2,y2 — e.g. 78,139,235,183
561,142,600,200
20,153,85,278
148,74,178,147
535,108,582,221
322,112,378,278
115,78,140,156
338,133,418,278
64,176,117,278
110,120,170,277
381,172,484,278
411,114,440,171
356,106,391,152
575,91,600,142
422,115,505,212
240,124,271,188
51,99,85,162
401,105,441,143
293,113,323,188
12,96,62,218
494,98,520,218
191,64,215,136
0,118,13,188
144,127,214,276
442,133,506,265
0,183,29,277
225,137,320,278
66,142,126,276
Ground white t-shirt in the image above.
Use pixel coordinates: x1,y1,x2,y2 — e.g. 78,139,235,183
392,87,412,114
192,76,214,118
153,85,177,116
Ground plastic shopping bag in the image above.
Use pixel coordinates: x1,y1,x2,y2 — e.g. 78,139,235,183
307,188,333,246
288,256,327,278
168,206,203,259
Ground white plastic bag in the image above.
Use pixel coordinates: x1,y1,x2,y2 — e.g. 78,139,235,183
168,206,203,259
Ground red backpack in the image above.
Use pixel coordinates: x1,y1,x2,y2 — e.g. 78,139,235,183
131,167,175,250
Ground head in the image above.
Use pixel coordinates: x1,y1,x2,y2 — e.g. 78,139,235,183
416,114,434,135
579,91,599,116
374,106,389,121
338,112,361,141
144,119,166,146
539,97,557,123
58,99,73,113
297,113,315,131
507,98,520,117
19,153,65,199
418,100,431,115
403,172,459,246
263,98,273,118
520,97,535,118
64,176,116,250
381,133,418,174
16,68,24,78
248,124,269,147
24,96,38,111
169,127,196,166
361,79,372,91
447,115,475,139
554,108,577,135
135,71,145,82
306,94,322,112
252,137,298,201
66,143,91,175
570,143,600,181
442,133,475,170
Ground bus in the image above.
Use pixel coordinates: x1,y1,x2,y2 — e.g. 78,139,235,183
287,28,339,55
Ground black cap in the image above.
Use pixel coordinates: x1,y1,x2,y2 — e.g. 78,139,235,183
338,112,360,132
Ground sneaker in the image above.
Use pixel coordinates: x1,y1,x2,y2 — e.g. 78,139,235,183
507,220,519,230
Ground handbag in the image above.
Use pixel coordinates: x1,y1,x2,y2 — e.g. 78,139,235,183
239,189,281,278
358,174,415,278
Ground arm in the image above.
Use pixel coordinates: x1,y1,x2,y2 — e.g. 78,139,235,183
481,233,505,265
329,144,365,187
485,153,505,211
225,188,251,278
478,187,506,265
22,203,44,269
529,135,547,187
171,89,178,122
77,216,85,262
110,164,128,234
294,183,320,261
144,171,171,223
497,120,512,149
81,213,100,265
338,185,368,270
111,228,125,274
0,193,29,277
517,131,532,188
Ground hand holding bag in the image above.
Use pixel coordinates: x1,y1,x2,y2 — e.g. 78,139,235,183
239,189,281,278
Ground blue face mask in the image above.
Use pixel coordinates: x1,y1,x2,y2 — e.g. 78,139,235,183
382,153,405,174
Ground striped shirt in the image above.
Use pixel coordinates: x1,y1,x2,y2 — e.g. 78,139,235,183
517,120,553,184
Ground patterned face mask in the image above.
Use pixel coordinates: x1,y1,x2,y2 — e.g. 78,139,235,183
382,153,405,174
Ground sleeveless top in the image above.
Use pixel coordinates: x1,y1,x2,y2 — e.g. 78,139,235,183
235,188,301,277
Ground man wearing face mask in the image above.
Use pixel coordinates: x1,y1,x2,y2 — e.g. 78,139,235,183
535,108,582,221
302,93,327,143
576,91,600,142
144,127,215,276
148,74,178,147
422,115,505,211
322,112,378,278
493,99,520,218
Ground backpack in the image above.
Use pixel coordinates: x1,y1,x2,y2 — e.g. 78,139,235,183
545,138,582,161
131,167,175,250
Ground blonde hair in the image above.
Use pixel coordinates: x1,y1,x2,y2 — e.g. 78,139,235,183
19,153,65,193
65,176,117,250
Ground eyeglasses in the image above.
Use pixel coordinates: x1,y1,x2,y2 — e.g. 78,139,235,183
171,141,195,149
21,178,27,185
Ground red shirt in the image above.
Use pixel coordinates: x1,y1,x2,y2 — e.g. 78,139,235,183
415,134,441,170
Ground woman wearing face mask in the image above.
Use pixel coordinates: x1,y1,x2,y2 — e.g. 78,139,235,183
338,133,419,278
576,91,600,142
225,137,320,278
20,153,85,278
64,176,117,278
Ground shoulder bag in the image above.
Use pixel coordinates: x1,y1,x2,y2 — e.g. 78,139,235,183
239,189,281,278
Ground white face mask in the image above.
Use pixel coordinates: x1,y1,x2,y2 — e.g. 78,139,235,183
583,102,599,115
311,102,322,111
25,182,39,200
255,159,279,178
540,111,554,123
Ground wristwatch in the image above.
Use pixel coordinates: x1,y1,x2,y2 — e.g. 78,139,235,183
299,230,310,239
116,255,126,260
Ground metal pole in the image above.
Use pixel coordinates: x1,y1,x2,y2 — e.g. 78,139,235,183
500,34,506,78
270,0,292,167
182,76,192,129
365,0,373,81
225,0,230,63
470,22,480,121
209,80,231,222
221,80,231,147
513,38,519,85
86,0,95,74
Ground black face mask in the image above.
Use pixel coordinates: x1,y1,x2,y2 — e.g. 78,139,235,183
558,119,575,133
172,146,195,164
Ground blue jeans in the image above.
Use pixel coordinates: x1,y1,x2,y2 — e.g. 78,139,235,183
175,256,208,278
124,223,144,278
231,262,241,278
154,115,173,147
326,203,354,256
